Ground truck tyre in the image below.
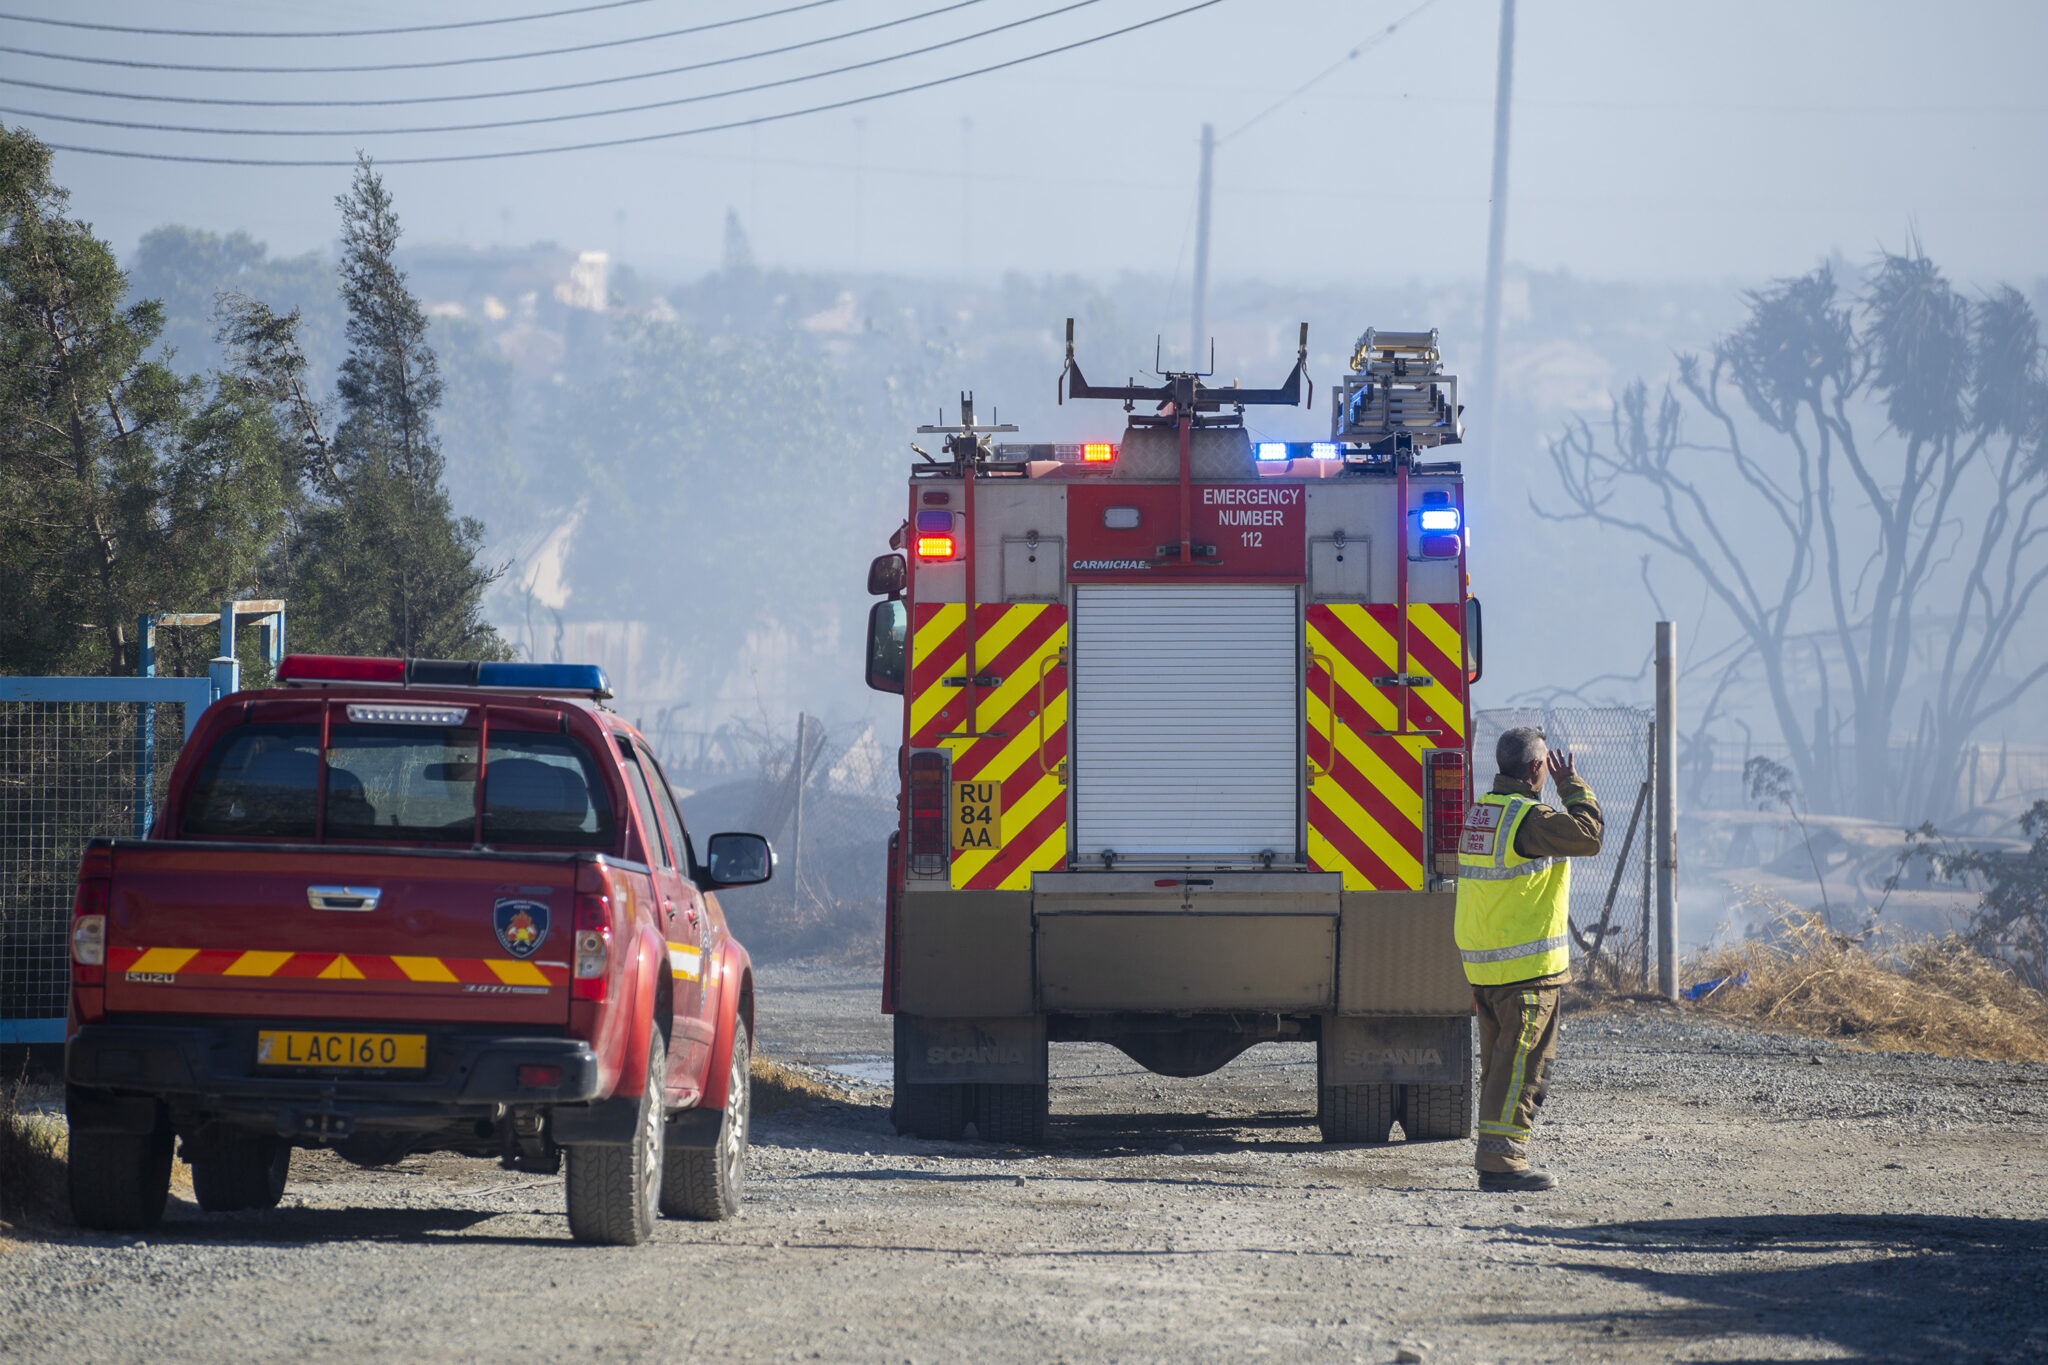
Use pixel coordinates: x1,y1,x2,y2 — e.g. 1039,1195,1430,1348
975,1083,1049,1146
67,1112,173,1231
1318,1084,1399,1144
661,1022,750,1221
190,1131,291,1212
893,1083,970,1141
1399,1083,1474,1141
565,1025,664,1245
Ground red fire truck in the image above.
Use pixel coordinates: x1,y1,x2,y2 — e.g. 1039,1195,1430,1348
863,324,1481,1145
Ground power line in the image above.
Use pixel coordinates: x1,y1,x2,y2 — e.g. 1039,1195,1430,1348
0,0,1000,112
3,0,1105,140
0,0,668,39
38,0,1228,167
1219,0,1437,143
0,0,866,75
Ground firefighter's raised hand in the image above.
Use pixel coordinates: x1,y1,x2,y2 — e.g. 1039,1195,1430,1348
1546,749,1577,785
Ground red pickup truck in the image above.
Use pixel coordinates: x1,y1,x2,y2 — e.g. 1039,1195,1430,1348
63,655,770,1246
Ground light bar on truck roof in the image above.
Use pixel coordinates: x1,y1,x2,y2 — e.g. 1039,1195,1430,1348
1257,441,1343,462
275,655,614,699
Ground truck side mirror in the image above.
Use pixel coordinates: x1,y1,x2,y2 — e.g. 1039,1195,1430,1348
702,832,774,888
1464,595,1483,685
867,552,906,597
865,599,907,694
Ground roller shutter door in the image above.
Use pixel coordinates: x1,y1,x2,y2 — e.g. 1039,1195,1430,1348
1071,583,1300,861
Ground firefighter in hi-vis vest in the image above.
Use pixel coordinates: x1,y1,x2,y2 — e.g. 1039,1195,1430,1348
1455,726,1603,1192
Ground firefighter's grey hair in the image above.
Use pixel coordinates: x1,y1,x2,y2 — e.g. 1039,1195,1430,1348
1496,726,1548,776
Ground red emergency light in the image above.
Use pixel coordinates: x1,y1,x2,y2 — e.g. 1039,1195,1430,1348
276,654,406,684
1081,443,1115,463
914,509,957,560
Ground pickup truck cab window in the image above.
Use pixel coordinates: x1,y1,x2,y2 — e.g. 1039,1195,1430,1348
325,724,480,841
616,739,672,869
181,723,322,838
178,715,617,849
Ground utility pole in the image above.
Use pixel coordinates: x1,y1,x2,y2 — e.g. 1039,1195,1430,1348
790,713,810,915
1654,621,1678,999
1190,122,1215,369
1477,0,1517,463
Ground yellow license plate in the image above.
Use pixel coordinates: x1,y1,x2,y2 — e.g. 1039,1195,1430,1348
256,1030,427,1070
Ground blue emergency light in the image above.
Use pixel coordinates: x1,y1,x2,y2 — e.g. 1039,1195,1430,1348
1255,441,1343,462
1417,489,1462,532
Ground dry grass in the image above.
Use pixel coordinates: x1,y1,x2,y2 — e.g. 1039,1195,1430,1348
1688,903,2048,1063
749,1055,855,1115
0,1070,68,1228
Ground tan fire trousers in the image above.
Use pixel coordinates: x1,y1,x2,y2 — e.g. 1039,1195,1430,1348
1472,981,1561,1173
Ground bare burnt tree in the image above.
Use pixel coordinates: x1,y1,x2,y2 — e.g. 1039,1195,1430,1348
1544,248,2048,824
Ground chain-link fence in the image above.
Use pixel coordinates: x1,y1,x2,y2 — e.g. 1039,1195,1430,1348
656,718,896,962
1,702,188,1031
1474,707,1655,993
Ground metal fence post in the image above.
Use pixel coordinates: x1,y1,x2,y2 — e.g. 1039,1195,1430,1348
209,656,241,703
790,713,809,915
1655,621,1678,999
135,613,156,838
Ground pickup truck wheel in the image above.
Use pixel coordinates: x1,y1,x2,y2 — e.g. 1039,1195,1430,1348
1317,1083,1398,1144
660,1022,750,1220
190,1131,291,1212
565,1025,664,1246
1399,1082,1474,1141
67,1113,173,1231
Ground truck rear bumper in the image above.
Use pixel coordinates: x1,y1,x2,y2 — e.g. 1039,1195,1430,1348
66,1021,604,1136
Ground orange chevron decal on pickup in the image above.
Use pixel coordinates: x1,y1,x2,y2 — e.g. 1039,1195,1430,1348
108,945,561,988
910,602,1070,891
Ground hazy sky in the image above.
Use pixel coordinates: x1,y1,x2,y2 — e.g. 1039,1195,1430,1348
12,0,2047,287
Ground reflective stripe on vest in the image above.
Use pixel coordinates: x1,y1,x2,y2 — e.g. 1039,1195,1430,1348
1460,933,1571,965
1454,791,1573,985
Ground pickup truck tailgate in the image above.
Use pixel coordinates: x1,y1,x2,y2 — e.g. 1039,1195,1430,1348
101,845,576,1026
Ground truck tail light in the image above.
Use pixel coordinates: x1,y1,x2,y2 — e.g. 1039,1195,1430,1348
907,751,948,878
913,509,956,561
71,876,109,986
572,881,612,1002
1427,750,1468,877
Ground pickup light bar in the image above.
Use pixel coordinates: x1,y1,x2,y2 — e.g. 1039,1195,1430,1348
276,655,614,699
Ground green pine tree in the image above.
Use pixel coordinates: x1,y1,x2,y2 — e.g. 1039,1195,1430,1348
0,127,294,677
286,156,509,661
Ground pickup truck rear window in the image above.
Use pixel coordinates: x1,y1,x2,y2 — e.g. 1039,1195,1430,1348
181,722,616,848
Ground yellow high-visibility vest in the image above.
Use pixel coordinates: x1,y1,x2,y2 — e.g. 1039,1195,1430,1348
1454,791,1572,985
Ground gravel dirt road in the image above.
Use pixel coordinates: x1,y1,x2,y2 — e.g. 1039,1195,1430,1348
5,963,2045,1364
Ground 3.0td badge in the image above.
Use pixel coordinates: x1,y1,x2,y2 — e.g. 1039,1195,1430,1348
493,898,550,958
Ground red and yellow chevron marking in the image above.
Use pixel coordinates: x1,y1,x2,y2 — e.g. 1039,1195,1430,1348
910,602,1069,891
109,945,562,988
1305,603,1468,891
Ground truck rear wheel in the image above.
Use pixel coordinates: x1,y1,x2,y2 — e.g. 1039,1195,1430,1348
892,1083,970,1141
1399,1083,1473,1140
189,1130,291,1212
661,1022,750,1221
975,1083,1049,1146
1318,1083,1399,1144
565,1025,664,1246
67,1112,173,1231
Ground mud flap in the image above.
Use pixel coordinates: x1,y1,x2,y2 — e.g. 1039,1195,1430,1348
894,1015,1047,1085
1319,1016,1472,1087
